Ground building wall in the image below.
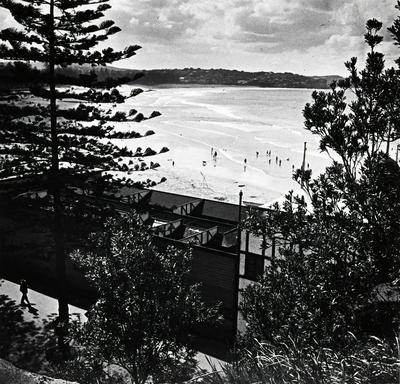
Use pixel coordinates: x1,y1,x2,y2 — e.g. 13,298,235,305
153,236,236,344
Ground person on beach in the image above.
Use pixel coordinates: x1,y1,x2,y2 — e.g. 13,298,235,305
244,158,247,172
275,156,278,164
172,161,175,167
256,151,259,158
279,159,282,167
269,159,271,165
20,279,30,306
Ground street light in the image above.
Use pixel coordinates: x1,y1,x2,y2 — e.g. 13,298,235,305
238,184,245,220
233,184,245,341
301,142,307,188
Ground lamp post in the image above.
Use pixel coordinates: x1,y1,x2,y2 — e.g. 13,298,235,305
301,141,307,171
238,187,244,222
232,185,244,342
301,141,307,187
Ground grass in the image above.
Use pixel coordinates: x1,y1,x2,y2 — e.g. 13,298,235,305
196,336,400,384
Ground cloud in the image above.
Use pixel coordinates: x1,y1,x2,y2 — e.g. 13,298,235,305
230,6,339,51
110,0,397,56
108,0,400,76
1,0,398,75
303,0,337,12
124,0,201,42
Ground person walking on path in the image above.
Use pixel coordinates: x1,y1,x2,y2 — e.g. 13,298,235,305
20,279,30,306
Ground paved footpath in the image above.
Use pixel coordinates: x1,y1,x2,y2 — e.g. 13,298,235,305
0,279,222,372
0,279,85,324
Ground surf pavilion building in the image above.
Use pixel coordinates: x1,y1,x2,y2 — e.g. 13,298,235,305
0,177,287,359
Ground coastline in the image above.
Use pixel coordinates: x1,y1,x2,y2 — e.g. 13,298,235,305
15,84,330,206
136,83,329,92
111,86,331,205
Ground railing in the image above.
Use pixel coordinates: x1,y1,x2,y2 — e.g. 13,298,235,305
173,200,201,216
120,190,150,205
182,226,218,245
152,219,182,237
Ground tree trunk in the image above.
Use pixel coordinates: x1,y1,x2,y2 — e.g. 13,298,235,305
49,0,69,328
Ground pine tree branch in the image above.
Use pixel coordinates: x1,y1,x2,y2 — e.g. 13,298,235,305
0,27,44,44
0,43,46,61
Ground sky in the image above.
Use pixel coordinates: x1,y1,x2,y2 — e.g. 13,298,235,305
1,0,399,76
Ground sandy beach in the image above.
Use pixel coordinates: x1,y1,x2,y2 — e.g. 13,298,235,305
106,86,332,206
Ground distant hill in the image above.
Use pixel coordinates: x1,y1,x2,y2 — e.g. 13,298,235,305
141,68,342,89
0,62,342,89
59,65,342,89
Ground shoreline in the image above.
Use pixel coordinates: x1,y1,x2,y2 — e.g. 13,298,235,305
113,86,330,206
135,83,329,92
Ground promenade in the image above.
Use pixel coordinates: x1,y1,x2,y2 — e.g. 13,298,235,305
0,278,222,372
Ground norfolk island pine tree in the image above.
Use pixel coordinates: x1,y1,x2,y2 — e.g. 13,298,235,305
0,0,157,347
242,11,400,354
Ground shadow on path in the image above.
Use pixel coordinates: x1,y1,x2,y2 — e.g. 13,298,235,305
20,302,40,317
0,285,51,372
